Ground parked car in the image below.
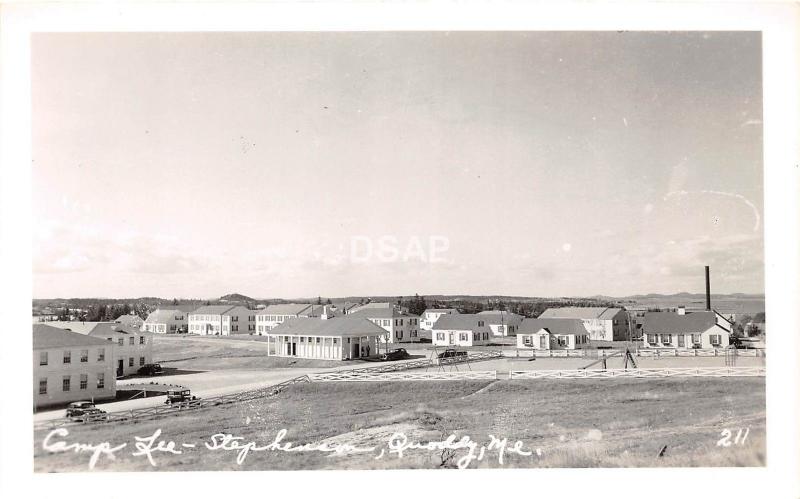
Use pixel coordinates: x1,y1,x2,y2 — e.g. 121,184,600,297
137,363,164,376
438,348,468,359
380,348,410,361
66,401,107,421
165,389,198,405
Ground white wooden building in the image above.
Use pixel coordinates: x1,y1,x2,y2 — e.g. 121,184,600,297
266,316,387,360
431,314,494,347
642,309,732,349
477,310,523,336
516,318,590,350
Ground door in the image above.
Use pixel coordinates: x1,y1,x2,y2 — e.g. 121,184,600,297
353,343,360,358
117,359,123,377
449,333,454,345
678,335,685,347
291,342,297,356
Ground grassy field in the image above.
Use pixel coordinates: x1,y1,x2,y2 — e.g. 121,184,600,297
151,335,343,370
34,377,764,471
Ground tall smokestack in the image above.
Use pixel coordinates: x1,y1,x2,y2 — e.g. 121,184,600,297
705,266,711,311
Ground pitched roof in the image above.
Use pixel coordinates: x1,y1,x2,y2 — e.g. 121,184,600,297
643,311,718,334
260,303,314,316
519,318,589,336
33,324,111,349
538,307,624,320
42,321,113,335
155,305,199,314
189,305,236,315
268,316,388,337
346,307,418,320
144,309,184,323
115,314,143,326
476,310,524,325
423,308,458,314
349,302,397,313
88,323,148,337
431,314,493,333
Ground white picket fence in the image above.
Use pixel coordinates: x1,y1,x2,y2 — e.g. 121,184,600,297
309,370,498,382
503,348,765,359
508,366,766,380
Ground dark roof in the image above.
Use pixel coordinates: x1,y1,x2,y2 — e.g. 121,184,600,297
346,308,418,320
476,310,524,325
538,307,624,320
431,314,493,333
519,318,589,336
189,305,236,315
33,324,111,349
643,311,719,334
268,316,388,337
88,323,147,337
261,303,314,315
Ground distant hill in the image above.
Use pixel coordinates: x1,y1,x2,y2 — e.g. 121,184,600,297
218,293,254,303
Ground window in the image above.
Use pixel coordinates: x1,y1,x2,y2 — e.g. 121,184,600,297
39,351,48,366
97,373,105,389
383,320,390,327
557,336,568,346
118,338,124,347
692,334,701,345
460,333,468,341
129,357,134,367
80,374,88,390
63,351,71,364
129,337,135,345
473,333,479,340
80,349,89,362
62,376,70,392
316,337,321,343
436,333,445,341
523,336,532,346
300,337,305,343
647,334,656,345
139,356,145,366
484,333,489,340
661,334,672,345
333,338,338,344
139,336,146,345
478,321,485,327
39,378,47,395
98,348,105,362
710,334,721,346
498,325,505,333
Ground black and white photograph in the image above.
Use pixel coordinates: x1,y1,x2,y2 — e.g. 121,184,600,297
1,1,798,498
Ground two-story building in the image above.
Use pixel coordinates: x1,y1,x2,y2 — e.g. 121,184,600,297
346,307,421,344
255,303,318,334
143,305,198,334
516,318,590,350
420,308,458,331
431,314,494,347
266,316,386,360
33,324,116,410
88,323,155,377
537,307,631,341
477,310,523,336
642,308,732,349
188,305,256,336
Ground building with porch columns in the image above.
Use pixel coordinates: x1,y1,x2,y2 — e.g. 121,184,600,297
266,316,387,360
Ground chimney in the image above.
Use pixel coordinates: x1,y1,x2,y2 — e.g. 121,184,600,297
677,306,686,316
705,265,711,311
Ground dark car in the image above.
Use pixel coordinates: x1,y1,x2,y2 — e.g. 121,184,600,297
438,348,468,359
137,363,164,376
165,389,198,405
66,401,107,421
380,348,410,361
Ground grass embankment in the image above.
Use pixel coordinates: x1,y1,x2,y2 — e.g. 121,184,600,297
151,335,343,370
34,377,764,471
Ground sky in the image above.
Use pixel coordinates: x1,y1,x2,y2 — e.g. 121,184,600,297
31,31,763,299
